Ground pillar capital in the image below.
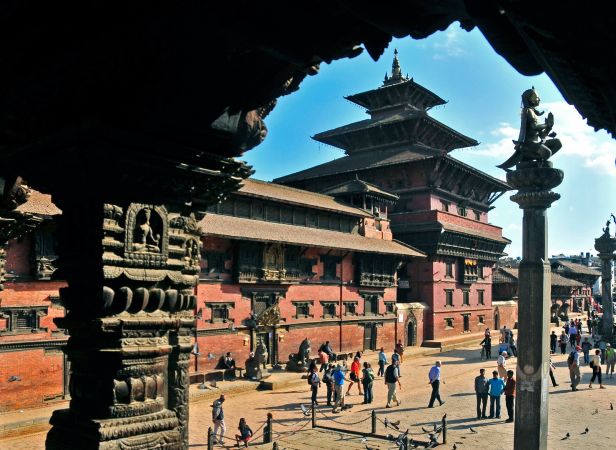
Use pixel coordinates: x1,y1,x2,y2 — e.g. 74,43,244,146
506,161,563,210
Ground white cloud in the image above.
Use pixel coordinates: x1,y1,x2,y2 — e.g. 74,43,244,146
504,223,522,232
474,101,616,176
432,26,467,60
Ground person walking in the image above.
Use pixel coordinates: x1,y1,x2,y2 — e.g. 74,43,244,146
487,370,505,419
428,360,445,408
480,334,492,360
504,370,516,423
332,364,346,413
606,343,616,379
509,335,518,357
211,394,226,446
549,357,559,387
497,351,508,379
385,360,402,408
318,349,329,372
568,345,581,391
474,368,489,419
550,330,557,354
559,331,569,355
362,362,375,404
599,339,607,364
309,365,321,405
581,337,592,365
378,347,387,377
568,322,578,351
322,364,335,406
394,340,405,364
234,418,253,448
346,356,363,396
589,349,606,389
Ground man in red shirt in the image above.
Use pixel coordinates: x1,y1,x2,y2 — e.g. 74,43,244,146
504,370,516,423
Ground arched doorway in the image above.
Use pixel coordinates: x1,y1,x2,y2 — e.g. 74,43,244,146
494,308,500,331
406,313,417,347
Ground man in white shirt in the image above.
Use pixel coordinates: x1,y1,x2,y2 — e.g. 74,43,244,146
497,351,508,379
568,345,581,391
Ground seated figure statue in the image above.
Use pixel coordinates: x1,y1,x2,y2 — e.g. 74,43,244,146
498,87,562,170
216,352,237,380
245,344,270,380
286,337,311,372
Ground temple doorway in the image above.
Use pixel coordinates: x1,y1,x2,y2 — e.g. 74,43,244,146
494,309,500,331
363,323,377,351
406,315,417,346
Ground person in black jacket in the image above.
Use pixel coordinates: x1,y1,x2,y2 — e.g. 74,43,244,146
480,335,492,360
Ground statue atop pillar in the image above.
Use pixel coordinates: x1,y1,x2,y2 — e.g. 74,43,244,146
498,87,562,170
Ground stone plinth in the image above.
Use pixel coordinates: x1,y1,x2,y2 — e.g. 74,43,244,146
507,161,563,450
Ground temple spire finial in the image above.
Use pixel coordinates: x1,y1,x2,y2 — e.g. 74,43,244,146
383,48,407,86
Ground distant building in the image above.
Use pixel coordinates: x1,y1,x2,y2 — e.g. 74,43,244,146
0,191,67,412
195,179,425,372
275,52,510,343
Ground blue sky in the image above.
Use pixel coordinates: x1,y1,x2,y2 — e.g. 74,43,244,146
242,23,616,259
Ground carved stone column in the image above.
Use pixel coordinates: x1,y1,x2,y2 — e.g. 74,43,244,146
595,228,616,340
508,161,563,450
45,198,202,450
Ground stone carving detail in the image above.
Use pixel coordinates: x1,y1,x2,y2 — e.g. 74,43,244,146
286,337,311,372
246,339,270,380
48,201,201,449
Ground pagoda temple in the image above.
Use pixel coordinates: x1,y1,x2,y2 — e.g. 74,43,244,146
275,51,512,343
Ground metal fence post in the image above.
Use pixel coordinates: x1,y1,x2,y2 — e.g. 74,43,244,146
264,412,273,444
404,435,410,450
312,403,316,428
273,443,279,450
441,414,447,444
371,410,376,434
207,427,213,450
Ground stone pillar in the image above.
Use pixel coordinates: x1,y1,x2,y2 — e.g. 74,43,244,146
507,161,563,450
45,197,202,450
595,229,616,340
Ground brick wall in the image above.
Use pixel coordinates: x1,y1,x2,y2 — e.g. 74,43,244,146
0,348,65,412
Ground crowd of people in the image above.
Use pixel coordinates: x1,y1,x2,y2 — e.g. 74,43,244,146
208,317,612,446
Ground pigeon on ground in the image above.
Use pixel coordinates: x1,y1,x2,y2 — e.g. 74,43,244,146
581,427,589,435
469,427,477,433
384,417,400,430
360,437,367,443
300,404,310,416
561,432,570,440
592,408,599,415
8,376,21,382
611,402,614,410
453,444,457,450
207,352,216,360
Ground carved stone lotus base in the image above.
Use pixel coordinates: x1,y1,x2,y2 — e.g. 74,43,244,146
46,409,181,450
507,161,563,210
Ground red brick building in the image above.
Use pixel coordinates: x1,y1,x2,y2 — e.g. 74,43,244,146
275,52,510,343
193,179,424,372
0,191,67,412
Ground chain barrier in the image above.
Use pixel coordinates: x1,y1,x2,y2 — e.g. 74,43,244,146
317,408,372,426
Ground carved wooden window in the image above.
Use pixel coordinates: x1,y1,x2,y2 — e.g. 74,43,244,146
457,205,467,217
266,205,280,222
363,295,379,316
203,251,226,276
321,302,337,319
478,290,485,305
478,315,485,324
281,207,294,224
444,261,453,278
474,210,481,221
322,256,339,281
462,290,470,306
445,317,454,329
295,210,306,226
220,201,234,215
252,201,264,219
344,302,357,316
462,314,471,332
205,302,234,323
293,301,313,319
441,201,450,213
307,212,317,227
384,302,395,314
445,290,454,307
0,307,46,333
478,265,485,279
461,259,478,284
236,199,251,218
16,312,35,329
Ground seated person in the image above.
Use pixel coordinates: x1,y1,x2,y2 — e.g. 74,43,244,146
223,352,236,370
235,418,253,448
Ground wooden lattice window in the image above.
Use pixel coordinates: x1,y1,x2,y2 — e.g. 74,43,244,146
385,302,396,314
478,290,485,305
205,302,234,323
445,318,454,329
462,290,470,306
321,302,337,319
293,301,312,319
344,302,357,316
445,290,454,307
